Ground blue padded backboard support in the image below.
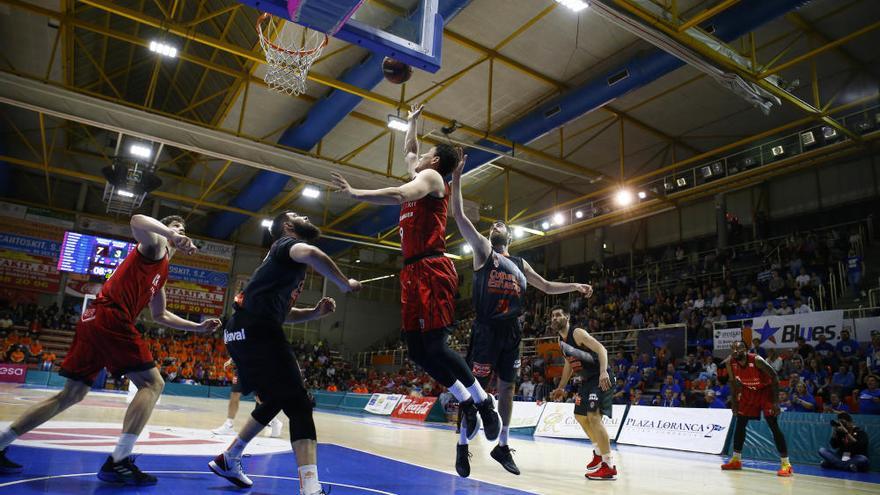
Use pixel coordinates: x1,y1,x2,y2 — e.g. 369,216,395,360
238,0,442,72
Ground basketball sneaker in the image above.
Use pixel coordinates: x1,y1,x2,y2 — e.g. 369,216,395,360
586,462,617,481
585,450,602,473
476,395,501,442
490,445,520,475
720,459,743,470
97,455,157,485
777,465,793,477
0,448,23,474
455,444,471,478
209,452,253,488
267,418,283,438
458,399,481,441
212,420,236,436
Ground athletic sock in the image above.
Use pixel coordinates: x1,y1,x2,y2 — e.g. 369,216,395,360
466,381,488,404
602,452,614,465
0,427,18,450
458,424,469,446
111,433,138,462
298,464,320,495
498,426,510,446
225,436,248,459
449,381,472,403
731,452,742,461
781,457,790,467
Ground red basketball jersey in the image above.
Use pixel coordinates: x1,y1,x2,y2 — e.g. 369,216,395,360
398,184,449,259
95,245,169,323
730,353,771,390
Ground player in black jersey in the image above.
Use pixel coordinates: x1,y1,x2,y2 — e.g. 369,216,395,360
450,157,593,478
549,306,617,481
208,211,361,495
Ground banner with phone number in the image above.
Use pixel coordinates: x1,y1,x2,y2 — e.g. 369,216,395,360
164,279,226,316
0,249,61,294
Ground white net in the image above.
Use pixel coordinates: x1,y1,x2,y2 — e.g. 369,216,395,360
257,14,328,96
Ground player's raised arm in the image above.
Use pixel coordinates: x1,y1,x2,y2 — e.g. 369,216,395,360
289,243,361,294
450,149,491,269
404,104,423,178
331,170,444,205
521,258,592,297
130,214,196,259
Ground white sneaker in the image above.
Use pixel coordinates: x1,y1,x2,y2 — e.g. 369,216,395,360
267,418,283,438
209,452,253,488
212,421,236,436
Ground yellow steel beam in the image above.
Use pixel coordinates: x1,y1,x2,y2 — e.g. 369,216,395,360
324,202,371,229
184,159,232,222
760,20,880,77
182,5,240,121
38,113,52,203
677,0,739,32
72,33,122,99
785,11,877,79
185,3,239,27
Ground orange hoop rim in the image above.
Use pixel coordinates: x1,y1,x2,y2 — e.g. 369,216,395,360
256,13,329,56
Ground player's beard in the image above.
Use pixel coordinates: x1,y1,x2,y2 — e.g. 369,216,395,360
292,219,321,242
489,231,509,251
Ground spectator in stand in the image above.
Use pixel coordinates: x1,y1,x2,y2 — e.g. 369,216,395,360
697,355,717,382
768,271,785,299
832,365,856,395
532,374,551,402
814,334,835,365
630,389,651,406
39,351,56,372
795,337,814,361
778,391,792,412
858,375,880,415
819,413,870,472
824,392,850,414
761,302,777,317
28,340,43,361
9,346,25,364
845,249,865,301
789,382,816,412
868,332,880,374
777,300,793,316
624,365,643,391
835,329,861,366
630,308,645,329
613,350,631,376
611,377,629,405
678,353,702,379
519,376,535,401
654,387,681,407
855,361,871,390
795,268,811,289
636,353,656,385
766,348,784,374
659,375,683,402
793,298,811,314
0,314,12,332
706,389,727,408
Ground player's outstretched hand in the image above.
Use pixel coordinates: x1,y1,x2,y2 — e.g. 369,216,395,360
347,279,362,293
550,388,565,402
316,297,336,315
407,103,424,121
330,172,353,196
198,318,222,333
452,148,466,180
575,283,593,298
170,232,198,255
599,371,611,391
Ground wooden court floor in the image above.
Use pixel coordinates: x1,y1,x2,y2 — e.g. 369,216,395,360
0,384,876,495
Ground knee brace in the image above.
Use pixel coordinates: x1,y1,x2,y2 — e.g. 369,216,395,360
281,392,317,442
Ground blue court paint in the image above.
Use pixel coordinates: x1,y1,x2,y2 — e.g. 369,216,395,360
0,443,536,494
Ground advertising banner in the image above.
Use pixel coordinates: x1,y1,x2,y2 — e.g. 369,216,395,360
164,279,226,316
0,363,28,383
534,402,625,440
713,327,744,357
0,250,61,294
637,326,687,360
391,396,438,421
724,311,845,351
508,401,546,429
364,393,404,415
616,405,733,454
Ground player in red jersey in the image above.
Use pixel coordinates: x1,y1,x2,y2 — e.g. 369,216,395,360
0,214,221,485
331,104,500,441
721,340,792,476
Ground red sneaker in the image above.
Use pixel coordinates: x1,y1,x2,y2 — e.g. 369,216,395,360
721,459,742,470
777,465,793,477
586,462,617,480
585,451,602,473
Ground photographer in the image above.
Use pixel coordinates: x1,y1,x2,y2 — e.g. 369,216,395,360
818,413,869,472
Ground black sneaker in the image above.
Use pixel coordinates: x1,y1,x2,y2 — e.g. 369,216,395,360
490,444,520,475
476,395,501,442
97,455,157,485
455,444,471,478
0,448,23,474
459,399,480,440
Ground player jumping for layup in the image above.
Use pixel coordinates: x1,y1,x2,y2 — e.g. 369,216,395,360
0,214,221,484
208,211,359,494
549,306,617,481
330,104,500,442
449,154,593,477
721,340,792,476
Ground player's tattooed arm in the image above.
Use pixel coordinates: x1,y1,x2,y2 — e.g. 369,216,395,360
450,148,491,270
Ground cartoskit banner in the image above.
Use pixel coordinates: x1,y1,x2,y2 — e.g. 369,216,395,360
616,405,733,454
364,394,404,415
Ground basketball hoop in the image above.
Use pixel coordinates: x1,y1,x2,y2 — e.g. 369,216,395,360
256,13,329,96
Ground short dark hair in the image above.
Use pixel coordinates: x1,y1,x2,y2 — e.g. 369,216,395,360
550,305,567,315
432,143,457,177
270,210,294,240
837,412,852,422
160,215,185,227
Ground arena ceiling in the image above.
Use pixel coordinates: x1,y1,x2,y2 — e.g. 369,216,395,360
0,0,878,264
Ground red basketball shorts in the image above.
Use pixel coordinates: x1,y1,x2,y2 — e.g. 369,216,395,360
737,386,776,418
400,256,457,332
60,305,155,385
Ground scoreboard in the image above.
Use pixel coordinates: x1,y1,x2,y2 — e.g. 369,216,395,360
57,232,135,280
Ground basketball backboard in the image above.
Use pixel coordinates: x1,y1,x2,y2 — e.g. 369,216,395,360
239,0,442,73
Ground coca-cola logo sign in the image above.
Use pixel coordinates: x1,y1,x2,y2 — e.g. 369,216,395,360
391,396,437,421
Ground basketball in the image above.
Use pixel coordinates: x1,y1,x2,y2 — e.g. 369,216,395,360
382,57,412,84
